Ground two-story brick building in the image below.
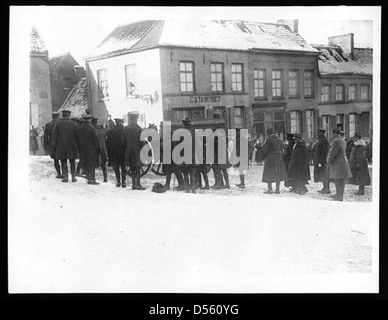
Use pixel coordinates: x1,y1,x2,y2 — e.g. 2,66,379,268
85,20,321,141
313,33,373,141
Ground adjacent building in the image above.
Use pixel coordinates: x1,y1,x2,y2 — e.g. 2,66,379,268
30,27,52,129
313,33,373,141
85,20,322,141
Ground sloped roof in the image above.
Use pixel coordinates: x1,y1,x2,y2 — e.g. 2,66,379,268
30,27,47,54
86,20,318,60
313,44,373,76
57,78,88,119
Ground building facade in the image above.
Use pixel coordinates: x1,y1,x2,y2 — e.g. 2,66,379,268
313,33,373,141
85,20,321,141
30,28,52,129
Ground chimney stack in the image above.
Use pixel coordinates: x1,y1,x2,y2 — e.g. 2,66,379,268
74,65,86,81
328,33,354,57
277,19,299,33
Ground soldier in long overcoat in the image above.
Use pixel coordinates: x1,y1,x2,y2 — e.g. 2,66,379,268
92,117,108,183
314,128,330,193
327,128,352,201
288,133,311,195
106,118,127,188
43,111,62,178
283,133,295,189
78,114,101,185
52,109,79,182
348,132,371,195
262,128,288,194
211,130,230,189
121,111,147,190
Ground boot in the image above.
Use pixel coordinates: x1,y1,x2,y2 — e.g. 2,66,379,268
236,174,245,189
103,171,108,183
132,174,146,190
274,181,280,194
87,169,99,185
121,167,127,188
355,185,365,195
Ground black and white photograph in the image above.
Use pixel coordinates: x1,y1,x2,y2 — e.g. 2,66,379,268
8,6,381,296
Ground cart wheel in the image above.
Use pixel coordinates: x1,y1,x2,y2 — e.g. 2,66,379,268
127,162,151,177
151,160,166,176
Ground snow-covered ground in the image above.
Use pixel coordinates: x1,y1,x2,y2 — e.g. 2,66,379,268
8,155,379,293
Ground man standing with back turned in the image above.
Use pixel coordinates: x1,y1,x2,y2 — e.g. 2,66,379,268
43,111,62,178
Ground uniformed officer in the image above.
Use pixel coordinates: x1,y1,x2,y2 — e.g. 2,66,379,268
43,111,62,178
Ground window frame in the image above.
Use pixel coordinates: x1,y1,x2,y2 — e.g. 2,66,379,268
97,68,109,101
348,84,357,101
306,109,314,139
349,113,356,137
335,84,345,102
360,84,370,101
233,106,245,128
125,64,138,98
304,70,314,97
254,68,266,99
271,69,284,98
210,62,224,93
179,61,195,93
290,110,301,134
288,70,300,98
321,84,331,103
231,63,244,92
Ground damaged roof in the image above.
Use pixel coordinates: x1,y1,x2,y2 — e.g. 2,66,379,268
86,20,318,60
313,44,373,76
30,27,47,54
57,78,88,119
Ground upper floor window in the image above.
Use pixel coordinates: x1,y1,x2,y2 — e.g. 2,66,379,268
180,61,194,93
321,84,330,102
210,63,224,92
360,84,370,100
231,63,244,92
335,85,345,101
348,84,357,101
125,64,137,97
254,69,266,98
304,70,314,96
272,70,283,97
97,69,109,100
289,70,299,97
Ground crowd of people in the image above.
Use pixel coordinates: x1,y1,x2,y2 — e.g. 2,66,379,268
40,110,372,201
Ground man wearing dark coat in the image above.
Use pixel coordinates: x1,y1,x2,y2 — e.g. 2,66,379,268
78,114,101,185
348,132,371,195
121,111,147,190
43,111,62,178
52,110,79,182
314,128,330,194
288,133,311,195
262,128,288,194
283,132,294,190
92,117,108,183
106,118,127,188
327,128,353,201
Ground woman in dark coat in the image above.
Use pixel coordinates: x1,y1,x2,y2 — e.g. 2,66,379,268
288,133,311,195
348,133,371,195
78,114,101,184
262,128,288,194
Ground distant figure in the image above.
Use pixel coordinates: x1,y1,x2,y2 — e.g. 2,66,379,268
346,138,354,160
254,139,263,165
29,125,39,155
92,117,108,183
43,111,62,178
327,128,353,201
261,128,287,194
349,133,371,195
52,110,79,182
78,114,101,185
314,128,330,194
287,133,311,195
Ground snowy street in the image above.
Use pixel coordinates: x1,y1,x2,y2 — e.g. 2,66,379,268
8,155,378,293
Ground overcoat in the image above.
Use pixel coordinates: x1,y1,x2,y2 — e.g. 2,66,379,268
52,118,79,160
29,128,39,153
176,126,201,167
95,125,108,164
262,134,287,183
348,139,371,186
43,119,58,158
121,122,146,168
106,124,125,165
78,121,101,169
288,139,311,183
283,140,294,170
327,136,352,180
313,135,329,182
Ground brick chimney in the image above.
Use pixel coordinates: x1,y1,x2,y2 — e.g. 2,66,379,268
328,33,354,57
74,65,86,81
277,19,299,33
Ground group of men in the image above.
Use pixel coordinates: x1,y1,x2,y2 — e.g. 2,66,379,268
43,109,146,190
260,126,371,201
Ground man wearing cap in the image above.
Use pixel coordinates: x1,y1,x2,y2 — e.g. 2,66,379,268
121,111,147,190
92,117,108,183
106,118,127,188
348,133,371,195
78,114,101,185
52,109,79,182
43,111,62,178
327,127,352,201
287,133,311,195
314,128,330,194
261,128,288,194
